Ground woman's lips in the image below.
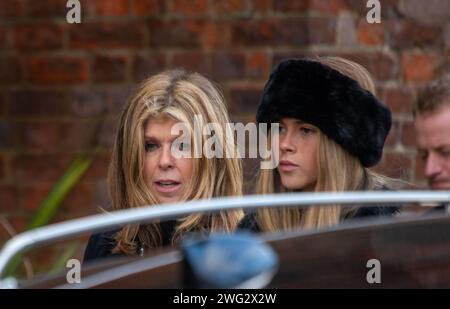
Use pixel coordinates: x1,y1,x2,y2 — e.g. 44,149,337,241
279,160,298,172
154,180,181,193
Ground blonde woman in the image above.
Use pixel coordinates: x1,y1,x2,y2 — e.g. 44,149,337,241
84,70,243,261
239,57,402,233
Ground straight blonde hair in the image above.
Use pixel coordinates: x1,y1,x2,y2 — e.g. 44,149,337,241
255,57,402,232
109,70,244,254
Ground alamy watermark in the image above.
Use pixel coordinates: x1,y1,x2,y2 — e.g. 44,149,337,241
366,0,381,24
66,0,81,24
366,258,381,284
66,258,81,284
143,97,280,170
65,1,381,25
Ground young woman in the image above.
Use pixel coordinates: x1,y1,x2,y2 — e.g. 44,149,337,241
84,70,244,262
239,57,402,233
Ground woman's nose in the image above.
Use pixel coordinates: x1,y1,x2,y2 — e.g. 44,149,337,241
279,132,296,153
158,145,175,169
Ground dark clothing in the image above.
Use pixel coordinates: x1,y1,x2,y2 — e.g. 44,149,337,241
83,220,178,263
237,206,400,233
427,203,449,215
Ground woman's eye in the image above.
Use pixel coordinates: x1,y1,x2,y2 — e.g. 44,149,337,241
300,127,314,135
144,142,158,152
278,126,286,134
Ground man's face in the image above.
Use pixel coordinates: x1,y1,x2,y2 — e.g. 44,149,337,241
414,104,450,190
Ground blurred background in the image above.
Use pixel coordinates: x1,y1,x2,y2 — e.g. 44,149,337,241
0,0,449,277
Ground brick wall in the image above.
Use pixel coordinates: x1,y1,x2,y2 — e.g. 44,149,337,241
0,0,449,241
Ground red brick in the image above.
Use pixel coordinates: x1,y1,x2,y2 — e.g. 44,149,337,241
60,183,95,214
18,121,62,152
308,0,350,12
27,0,71,18
172,0,208,16
275,0,350,12
231,19,303,47
131,0,166,16
9,89,72,117
81,153,111,182
59,120,98,152
9,91,102,121
0,223,10,245
212,0,247,14
199,22,230,49
0,121,17,151
385,120,399,147
382,87,415,114
13,154,71,184
273,0,309,11
27,247,62,274
92,55,127,83
13,23,64,51
336,14,356,46
8,215,28,234
0,186,18,212
373,152,413,180
171,52,212,76
21,184,53,212
149,20,226,49
368,52,399,81
70,22,146,49
402,53,440,83
69,88,105,117
0,95,5,117
27,56,89,84
246,51,270,79
133,53,167,82
92,0,129,16
398,0,450,23
415,154,426,183
211,52,246,80
346,0,400,18
0,26,9,49
0,155,4,181
0,56,23,84
333,52,399,81
229,84,264,114
152,21,228,49
100,87,133,115
388,20,443,49
99,118,118,148
401,121,416,148
232,17,335,47
357,21,385,46
0,0,25,18
252,0,271,13
306,16,337,45
231,20,277,47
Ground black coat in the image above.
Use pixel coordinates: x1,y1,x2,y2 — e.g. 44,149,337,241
83,220,178,263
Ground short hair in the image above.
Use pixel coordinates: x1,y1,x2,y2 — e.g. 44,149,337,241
414,74,450,116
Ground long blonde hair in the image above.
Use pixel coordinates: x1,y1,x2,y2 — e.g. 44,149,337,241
256,57,401,232
109,69,244,254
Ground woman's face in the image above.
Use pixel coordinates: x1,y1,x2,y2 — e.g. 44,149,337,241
277,118,319,191
143,116,193,204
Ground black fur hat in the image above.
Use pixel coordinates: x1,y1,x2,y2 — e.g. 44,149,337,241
257,59,392,167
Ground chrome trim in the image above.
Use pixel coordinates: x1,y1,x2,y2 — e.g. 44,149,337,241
0,190,449,279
